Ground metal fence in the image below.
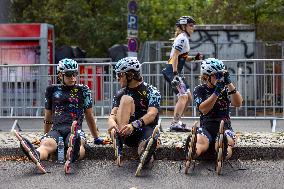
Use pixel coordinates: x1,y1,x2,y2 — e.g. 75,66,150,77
0,59,283,120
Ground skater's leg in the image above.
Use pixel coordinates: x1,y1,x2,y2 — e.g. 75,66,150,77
170,92,192,132
37,138,57,160
116,95,135,130
195,134,209,157
38,130,62,160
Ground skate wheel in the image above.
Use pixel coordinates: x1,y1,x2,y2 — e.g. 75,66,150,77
216,161,222,175
117,155,122,167
135,163,143,177
219,120,224,133
185,160,190,174
64,160,71,174
218,134,224,148
145,139,153,151
217,148,223,162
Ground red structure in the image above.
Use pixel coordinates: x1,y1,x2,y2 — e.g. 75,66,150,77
0,23,54,67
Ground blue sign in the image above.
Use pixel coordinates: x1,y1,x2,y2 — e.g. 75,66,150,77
128,14,138,30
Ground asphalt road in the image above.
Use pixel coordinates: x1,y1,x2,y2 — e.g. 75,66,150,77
1,117,284,133
0,159,283,189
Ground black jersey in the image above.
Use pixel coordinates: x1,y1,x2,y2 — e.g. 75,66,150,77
45,84,92,130
112,82,161,127
193,84,231,126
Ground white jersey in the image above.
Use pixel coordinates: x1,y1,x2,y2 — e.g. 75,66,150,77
169,32,190,58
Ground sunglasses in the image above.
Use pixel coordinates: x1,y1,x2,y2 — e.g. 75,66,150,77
187,23,195,27
64,71,78,78
116,72,125,79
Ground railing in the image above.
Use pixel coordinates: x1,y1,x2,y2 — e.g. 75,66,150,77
1,59,283,123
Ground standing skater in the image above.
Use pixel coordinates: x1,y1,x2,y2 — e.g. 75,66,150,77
14,58,109,174
108,57,161,176
162,16,203,132
184,58,243,174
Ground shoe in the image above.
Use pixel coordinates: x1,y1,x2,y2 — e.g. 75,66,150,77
14,130,46,174
170,121,191,132
65,121,81,174
135,125,159,177
110,128,123,166
184,121,198,174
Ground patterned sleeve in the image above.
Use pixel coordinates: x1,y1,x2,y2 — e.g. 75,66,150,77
173,35,186,52
45,86,54,110
193,85,206,109
147,85,161,108
82,85,93,110
112,88,125,108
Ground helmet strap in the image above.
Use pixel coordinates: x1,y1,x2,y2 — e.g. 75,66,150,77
180,25,191,37
208,75,215,87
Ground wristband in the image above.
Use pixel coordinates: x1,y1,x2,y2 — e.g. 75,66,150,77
44,120,53,124
131,120,142,129
131,119,145,129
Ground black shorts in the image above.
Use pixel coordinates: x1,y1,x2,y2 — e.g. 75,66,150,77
41,128,86,147
197,120,236,144
123,126,154,147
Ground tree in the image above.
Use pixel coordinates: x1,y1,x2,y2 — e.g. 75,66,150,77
9,0,284,57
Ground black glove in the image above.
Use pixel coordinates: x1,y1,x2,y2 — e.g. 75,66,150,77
214,81,225,96
171,75,182,87
193,52,203,61
224,71,231,85
215,71,224,81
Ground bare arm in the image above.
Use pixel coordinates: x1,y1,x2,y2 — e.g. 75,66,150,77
226,83,243,107
120,107,159,136
169,49,180,73
107,107,118,132
198,94,219,115
140,107,159,125
43,109,53,134
85,107,99,138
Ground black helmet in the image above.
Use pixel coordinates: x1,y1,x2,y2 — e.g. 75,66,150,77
176,16,196,27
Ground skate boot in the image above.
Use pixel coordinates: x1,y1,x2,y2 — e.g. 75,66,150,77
215,120,226,175
13,130,46,174
64,121,81,174
110,128,123,166
170,121,191,132
135,125,160,177
184,121,198,174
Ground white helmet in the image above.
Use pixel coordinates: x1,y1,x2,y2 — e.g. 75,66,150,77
57,58,78,73
176,16,196,27
115,57,141,73
201,58,225,75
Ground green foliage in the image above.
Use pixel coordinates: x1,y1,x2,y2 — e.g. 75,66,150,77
10,0,284,57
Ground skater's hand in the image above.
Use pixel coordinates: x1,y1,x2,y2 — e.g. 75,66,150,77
223,71,232,85
193,52,203,61
214,81,225,96
94,137,111,145
120,124,134,136
108,124,118,134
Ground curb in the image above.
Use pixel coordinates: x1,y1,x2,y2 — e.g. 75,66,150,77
1,131,284,161
1,145,284,161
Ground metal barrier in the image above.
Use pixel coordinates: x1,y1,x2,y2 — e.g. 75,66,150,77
0,60,284,122
142,59,284,119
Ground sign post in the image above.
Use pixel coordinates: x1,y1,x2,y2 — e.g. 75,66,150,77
127,0,138,57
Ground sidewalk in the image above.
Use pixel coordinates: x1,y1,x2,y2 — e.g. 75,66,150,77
1,131,284,160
